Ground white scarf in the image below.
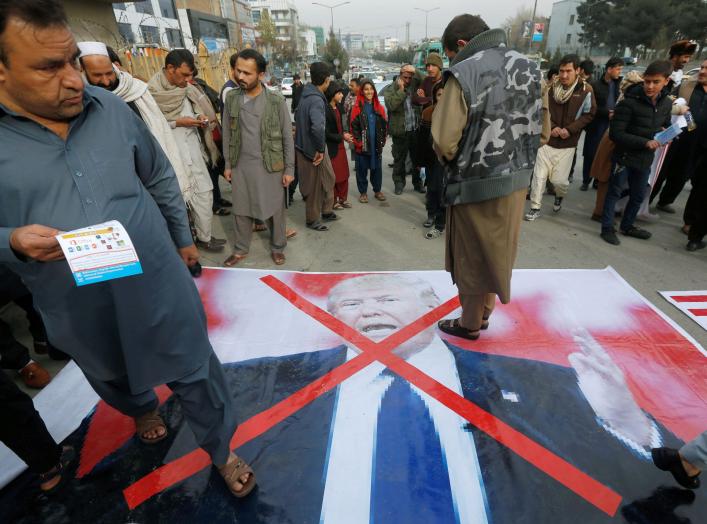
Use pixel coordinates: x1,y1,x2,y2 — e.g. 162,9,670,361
113,68,195,203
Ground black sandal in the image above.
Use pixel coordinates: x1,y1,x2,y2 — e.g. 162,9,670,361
651,447,701,489
214,207,230,216
306,221,329,231
38,445,75,494
438,318,480,340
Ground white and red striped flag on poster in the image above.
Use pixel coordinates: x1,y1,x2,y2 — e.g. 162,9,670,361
660,291,707,330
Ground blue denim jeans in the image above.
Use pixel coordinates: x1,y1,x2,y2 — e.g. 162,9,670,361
601,164,650,232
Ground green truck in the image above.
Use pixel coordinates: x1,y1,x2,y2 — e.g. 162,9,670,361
412,41,450,73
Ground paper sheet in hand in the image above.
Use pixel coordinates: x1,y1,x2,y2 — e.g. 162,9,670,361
56,220,142,286
654,122,682,145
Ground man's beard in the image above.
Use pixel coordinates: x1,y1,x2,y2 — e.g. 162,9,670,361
93,77,120,92
238,79,259,92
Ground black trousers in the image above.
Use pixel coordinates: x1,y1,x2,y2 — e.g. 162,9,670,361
208,159,224,210
425,162,446,230
392,131,422,188
687,153,707,242
0,370,60,474
650,135,694,205
0,268,45,370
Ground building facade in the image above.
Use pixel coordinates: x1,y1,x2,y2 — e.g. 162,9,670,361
249,0,299,49
342,32,364,53
545,0,591,57
113,1,183,49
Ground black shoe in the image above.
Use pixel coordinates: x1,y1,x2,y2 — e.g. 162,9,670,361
651,447,701,489
580,183,589,191
686,240,706,252
600,230,620,245
217,198,232,207
621,227,651,240
592,180,598,189
553,197,563,213
209,237,227,246
195,239,225,252
414,185,426,194
189,261,203,278
321,212,340,222
394,185,404,195
423,218,434,228
656,203,676,214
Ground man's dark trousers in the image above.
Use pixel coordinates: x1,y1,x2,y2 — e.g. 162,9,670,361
602,165,650,232
392,131,421,189
0,370,61,474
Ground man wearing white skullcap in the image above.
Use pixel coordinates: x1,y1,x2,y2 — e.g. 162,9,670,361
77,42,206,275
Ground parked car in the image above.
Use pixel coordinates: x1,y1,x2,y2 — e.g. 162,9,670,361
281,77,294,97
685,67,699,78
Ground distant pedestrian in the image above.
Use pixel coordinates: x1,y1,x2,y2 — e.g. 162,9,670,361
525,54,596,221
325,82,353,209
350,79,388,203
433,14,541,340
581,57,624,191
291,73,304,113
343,77,360,123
222,49,294,267
667,39,697,90
295,62,339,231
600,61,673,245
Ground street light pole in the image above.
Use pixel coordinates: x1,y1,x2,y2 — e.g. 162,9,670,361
414,7,440,41
312,2,351,36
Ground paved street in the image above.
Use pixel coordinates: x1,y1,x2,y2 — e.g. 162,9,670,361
3,141,706,395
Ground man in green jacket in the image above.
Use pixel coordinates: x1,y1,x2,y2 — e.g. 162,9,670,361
383,64,425,194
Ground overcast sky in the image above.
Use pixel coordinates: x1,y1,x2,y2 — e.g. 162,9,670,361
294,0,556,42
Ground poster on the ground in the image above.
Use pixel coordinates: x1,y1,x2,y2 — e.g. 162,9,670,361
660,290,707,331
1,268,706,523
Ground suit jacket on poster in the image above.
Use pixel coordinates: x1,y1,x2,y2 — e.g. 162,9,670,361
8,342,704,524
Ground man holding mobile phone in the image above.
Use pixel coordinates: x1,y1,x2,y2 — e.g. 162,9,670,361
149,50,226,253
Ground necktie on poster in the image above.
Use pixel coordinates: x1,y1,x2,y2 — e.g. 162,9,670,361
55,220,143,286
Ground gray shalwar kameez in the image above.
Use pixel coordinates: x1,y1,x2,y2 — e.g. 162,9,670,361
0,87,235,465
222,88,294,255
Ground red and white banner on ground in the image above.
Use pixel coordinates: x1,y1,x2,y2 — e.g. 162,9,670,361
660,291,707,331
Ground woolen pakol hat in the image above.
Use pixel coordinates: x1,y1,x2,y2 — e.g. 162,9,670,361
426,53,443,69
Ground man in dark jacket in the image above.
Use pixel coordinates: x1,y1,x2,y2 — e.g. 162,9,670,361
581,57,624,191
294,62,338,230
383,64,425,194
600,61,674,245
525,54,596,220
291,74,303,113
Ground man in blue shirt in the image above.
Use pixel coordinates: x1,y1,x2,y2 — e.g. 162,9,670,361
0,0,253,497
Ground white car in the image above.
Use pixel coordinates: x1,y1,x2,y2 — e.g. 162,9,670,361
281,77,294,97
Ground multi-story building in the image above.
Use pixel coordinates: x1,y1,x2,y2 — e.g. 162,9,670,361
312,26,326,54
342,32,364,52
248,0,299,50
113,1,184,49
381,37,399,53
300,28,318,59
220,0,256,47
546,0,592,57
363,36,381,53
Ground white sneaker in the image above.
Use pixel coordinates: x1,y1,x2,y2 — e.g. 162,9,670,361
524,209,541,221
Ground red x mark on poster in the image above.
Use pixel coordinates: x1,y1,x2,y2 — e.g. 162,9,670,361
123,275,622,516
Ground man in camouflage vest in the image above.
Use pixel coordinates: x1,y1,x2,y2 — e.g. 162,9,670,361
222,49,295,266
432,14,542,340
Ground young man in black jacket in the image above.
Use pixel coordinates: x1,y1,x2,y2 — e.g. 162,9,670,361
600,61,673,245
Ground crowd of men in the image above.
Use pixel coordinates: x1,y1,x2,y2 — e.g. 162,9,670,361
0,0,704,508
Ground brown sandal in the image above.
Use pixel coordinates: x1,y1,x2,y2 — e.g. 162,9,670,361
223,253,247,267
218,455,257,498
359,193,368,203
134,409,168,444
252,224,267,232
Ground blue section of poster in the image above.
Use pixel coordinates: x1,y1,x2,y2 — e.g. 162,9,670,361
73,261,143,286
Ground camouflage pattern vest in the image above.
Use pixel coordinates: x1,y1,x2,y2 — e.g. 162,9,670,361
227,86,286,173
444,29,542,205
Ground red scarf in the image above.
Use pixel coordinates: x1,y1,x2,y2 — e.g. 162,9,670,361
348,89,386,128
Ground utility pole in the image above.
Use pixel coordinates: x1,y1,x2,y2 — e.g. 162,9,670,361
405,22,410,47
414,7,440,41
312,2,351,37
